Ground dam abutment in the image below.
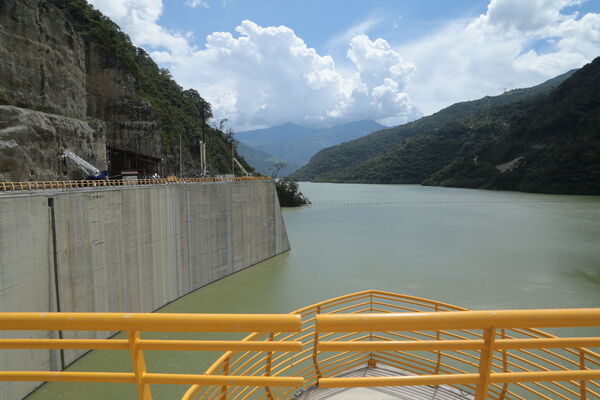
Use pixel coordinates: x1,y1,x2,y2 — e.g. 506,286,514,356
0,180,290,400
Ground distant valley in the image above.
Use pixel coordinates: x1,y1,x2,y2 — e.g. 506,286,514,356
236,119,385,176
236,142,300,177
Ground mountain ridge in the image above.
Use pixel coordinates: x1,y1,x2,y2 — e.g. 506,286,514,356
295,58,600,194
291,69,577,183
236,119,386,167
236,142,299,177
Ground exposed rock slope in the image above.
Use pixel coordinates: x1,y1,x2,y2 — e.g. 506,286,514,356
0,0,251,180
0,106,106,181
0,0,87,117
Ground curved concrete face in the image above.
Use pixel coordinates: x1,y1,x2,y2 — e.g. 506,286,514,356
0,180,290,400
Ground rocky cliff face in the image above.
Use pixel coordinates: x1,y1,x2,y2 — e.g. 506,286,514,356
85,41,161,159
0,105,107,181
0,0,162,180
0,0,87,117
0,0,253,182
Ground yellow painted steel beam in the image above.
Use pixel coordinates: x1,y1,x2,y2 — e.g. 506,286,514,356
319,370,600,388
316,309,600,332
0,372,305,387
319,340,483,352
490,370,600,384
137,340,303,352
129,331,151,400
0,313,301,332
319,337,600,352
0,371,135,383
495,337,600,350
0,339,129,350
319,373,480,388
474,327,495,400
142,373,304,387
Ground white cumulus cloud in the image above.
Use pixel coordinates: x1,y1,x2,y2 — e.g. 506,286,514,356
84,1,418,130
88,0,193,57
87,0,599,129
400,0,600,114
185,0,210,8
165,21,419,129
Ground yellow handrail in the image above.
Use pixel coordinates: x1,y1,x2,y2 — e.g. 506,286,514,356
0,312,300,332
315,310,600,400
316,309,600,331
0,312,304,400
184,290,600,400
318,337,600,352
0,176,271,192
1,292,599,400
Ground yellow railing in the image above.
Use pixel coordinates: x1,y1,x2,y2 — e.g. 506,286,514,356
0,312,304,400
1,292,598,400
0,176,270,192
184,290,600,400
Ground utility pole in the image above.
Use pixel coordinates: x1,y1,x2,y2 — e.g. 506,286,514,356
199,140,206,177
231,141,235,175
179,133,183,177
201,104,207,176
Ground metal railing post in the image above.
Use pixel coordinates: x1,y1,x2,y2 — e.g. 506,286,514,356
128,331,152,400
220,355,230,400
498,328,508,400
434,304,442,374
313,307,322,380
475,327,496,400
265,333,275,400
580,350,587,400
368,293,376,368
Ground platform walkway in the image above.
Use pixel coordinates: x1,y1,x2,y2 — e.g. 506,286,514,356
295,366,473,400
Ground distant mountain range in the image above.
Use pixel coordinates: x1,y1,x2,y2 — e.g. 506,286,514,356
292,60,600,195
236,119,386,175
236,142,300,177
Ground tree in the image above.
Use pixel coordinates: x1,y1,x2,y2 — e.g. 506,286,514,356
270,162,287,178
219,118,229,131
183,89,213,123
274,178,310,207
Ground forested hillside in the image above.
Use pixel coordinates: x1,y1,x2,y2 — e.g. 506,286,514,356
427,57,600,194
292,70,575,182
65,0,252,175
292,61,600,195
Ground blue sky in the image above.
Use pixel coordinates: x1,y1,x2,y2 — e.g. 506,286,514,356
159,1,489,54
90,0,600,130
159,1,599,52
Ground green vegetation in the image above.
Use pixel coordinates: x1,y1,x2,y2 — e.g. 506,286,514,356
291,70,575,182
64,0,252,175
294,61,600,195
426,57,600,194
275,178,310,207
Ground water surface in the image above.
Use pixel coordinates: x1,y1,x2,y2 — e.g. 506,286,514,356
28,183,600,400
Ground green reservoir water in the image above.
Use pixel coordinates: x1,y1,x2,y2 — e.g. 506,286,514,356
28,183,600,400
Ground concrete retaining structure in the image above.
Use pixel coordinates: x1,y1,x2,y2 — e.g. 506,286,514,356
0,180,289,400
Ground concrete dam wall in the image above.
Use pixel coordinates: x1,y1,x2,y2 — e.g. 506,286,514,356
0,180,289,400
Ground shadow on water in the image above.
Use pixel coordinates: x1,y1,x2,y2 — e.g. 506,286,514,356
564,267,600,286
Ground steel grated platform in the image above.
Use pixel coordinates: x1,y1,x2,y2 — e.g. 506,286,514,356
294,366,474,400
